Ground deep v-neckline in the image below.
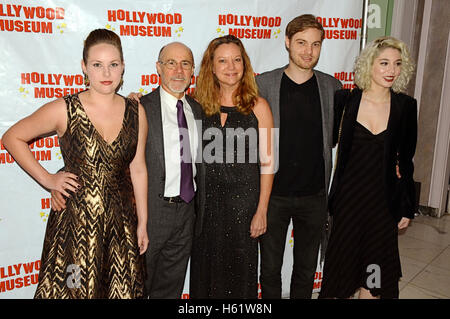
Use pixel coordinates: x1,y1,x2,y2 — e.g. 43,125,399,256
356,121,387,136
76,94,127,146
355,91,392,137
220,106,235,128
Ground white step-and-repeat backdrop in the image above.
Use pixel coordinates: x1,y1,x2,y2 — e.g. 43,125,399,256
0,0,361,298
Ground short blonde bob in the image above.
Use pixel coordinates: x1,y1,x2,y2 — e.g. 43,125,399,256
193,35,258,116
354,36,415,93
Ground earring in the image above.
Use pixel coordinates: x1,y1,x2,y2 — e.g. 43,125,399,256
84,73,90,87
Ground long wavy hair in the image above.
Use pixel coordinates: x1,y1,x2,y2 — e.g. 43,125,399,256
193,35,258,116
354,36,415,93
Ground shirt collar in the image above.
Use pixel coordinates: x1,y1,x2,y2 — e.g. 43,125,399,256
160,86,186,107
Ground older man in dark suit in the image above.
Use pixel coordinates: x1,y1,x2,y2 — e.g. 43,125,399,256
256,14,341,299
139,42,204,299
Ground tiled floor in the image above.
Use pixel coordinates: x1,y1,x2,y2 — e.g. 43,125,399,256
397,213,450,299
312,213,450,299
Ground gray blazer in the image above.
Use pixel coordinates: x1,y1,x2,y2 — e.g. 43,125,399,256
256,65,342,198
140,87,205,236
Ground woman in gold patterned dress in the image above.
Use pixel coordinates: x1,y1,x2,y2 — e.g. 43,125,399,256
2,29,148,298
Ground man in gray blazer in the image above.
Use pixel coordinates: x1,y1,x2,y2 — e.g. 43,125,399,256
139,42,204,299
256,14,341,299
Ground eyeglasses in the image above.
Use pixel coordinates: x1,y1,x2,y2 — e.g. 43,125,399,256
158,59,193,70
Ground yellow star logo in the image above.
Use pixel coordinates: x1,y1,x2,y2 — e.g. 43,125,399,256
274,29,281,38
56,23,67,33
19,87,29,97
40,211,49,222
105,24,116,31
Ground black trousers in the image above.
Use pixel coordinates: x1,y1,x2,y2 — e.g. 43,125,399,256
259,190,327,299
144,199,195,299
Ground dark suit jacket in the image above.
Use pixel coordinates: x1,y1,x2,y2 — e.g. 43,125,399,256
256,66,342,199
329,88,418,222
139,87,205,236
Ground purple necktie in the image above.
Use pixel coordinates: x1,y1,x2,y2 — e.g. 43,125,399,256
176,100,195,203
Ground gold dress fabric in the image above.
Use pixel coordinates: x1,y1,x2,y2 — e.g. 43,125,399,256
34,93,145,299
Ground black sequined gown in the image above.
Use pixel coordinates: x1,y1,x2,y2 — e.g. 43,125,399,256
190,106,260,299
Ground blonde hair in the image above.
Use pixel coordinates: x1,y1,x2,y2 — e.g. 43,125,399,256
193,35,258,116
354,36,415,93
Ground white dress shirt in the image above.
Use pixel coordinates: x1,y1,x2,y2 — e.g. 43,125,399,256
160,86,198,197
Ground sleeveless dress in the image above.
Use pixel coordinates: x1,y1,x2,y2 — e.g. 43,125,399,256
190,106,260,299
319,122,402,299
34,93,145,299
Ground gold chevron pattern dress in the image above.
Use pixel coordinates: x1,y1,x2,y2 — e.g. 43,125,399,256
34,93,145,299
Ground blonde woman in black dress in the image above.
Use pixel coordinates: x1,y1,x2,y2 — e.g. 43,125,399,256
319,37,417,299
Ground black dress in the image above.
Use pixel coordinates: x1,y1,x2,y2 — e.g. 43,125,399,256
319,122,402,299
190,106,260,299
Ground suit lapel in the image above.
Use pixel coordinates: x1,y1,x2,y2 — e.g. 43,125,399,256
339,89,362,173
269,66,287,129
314,70,333,153
383,90,401,174
314,70,334,191
186,95,202,120
186,95,204,165
147,87,166,172
315,70,330,130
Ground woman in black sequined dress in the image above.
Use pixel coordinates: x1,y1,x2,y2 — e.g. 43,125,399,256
190,35,274,298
